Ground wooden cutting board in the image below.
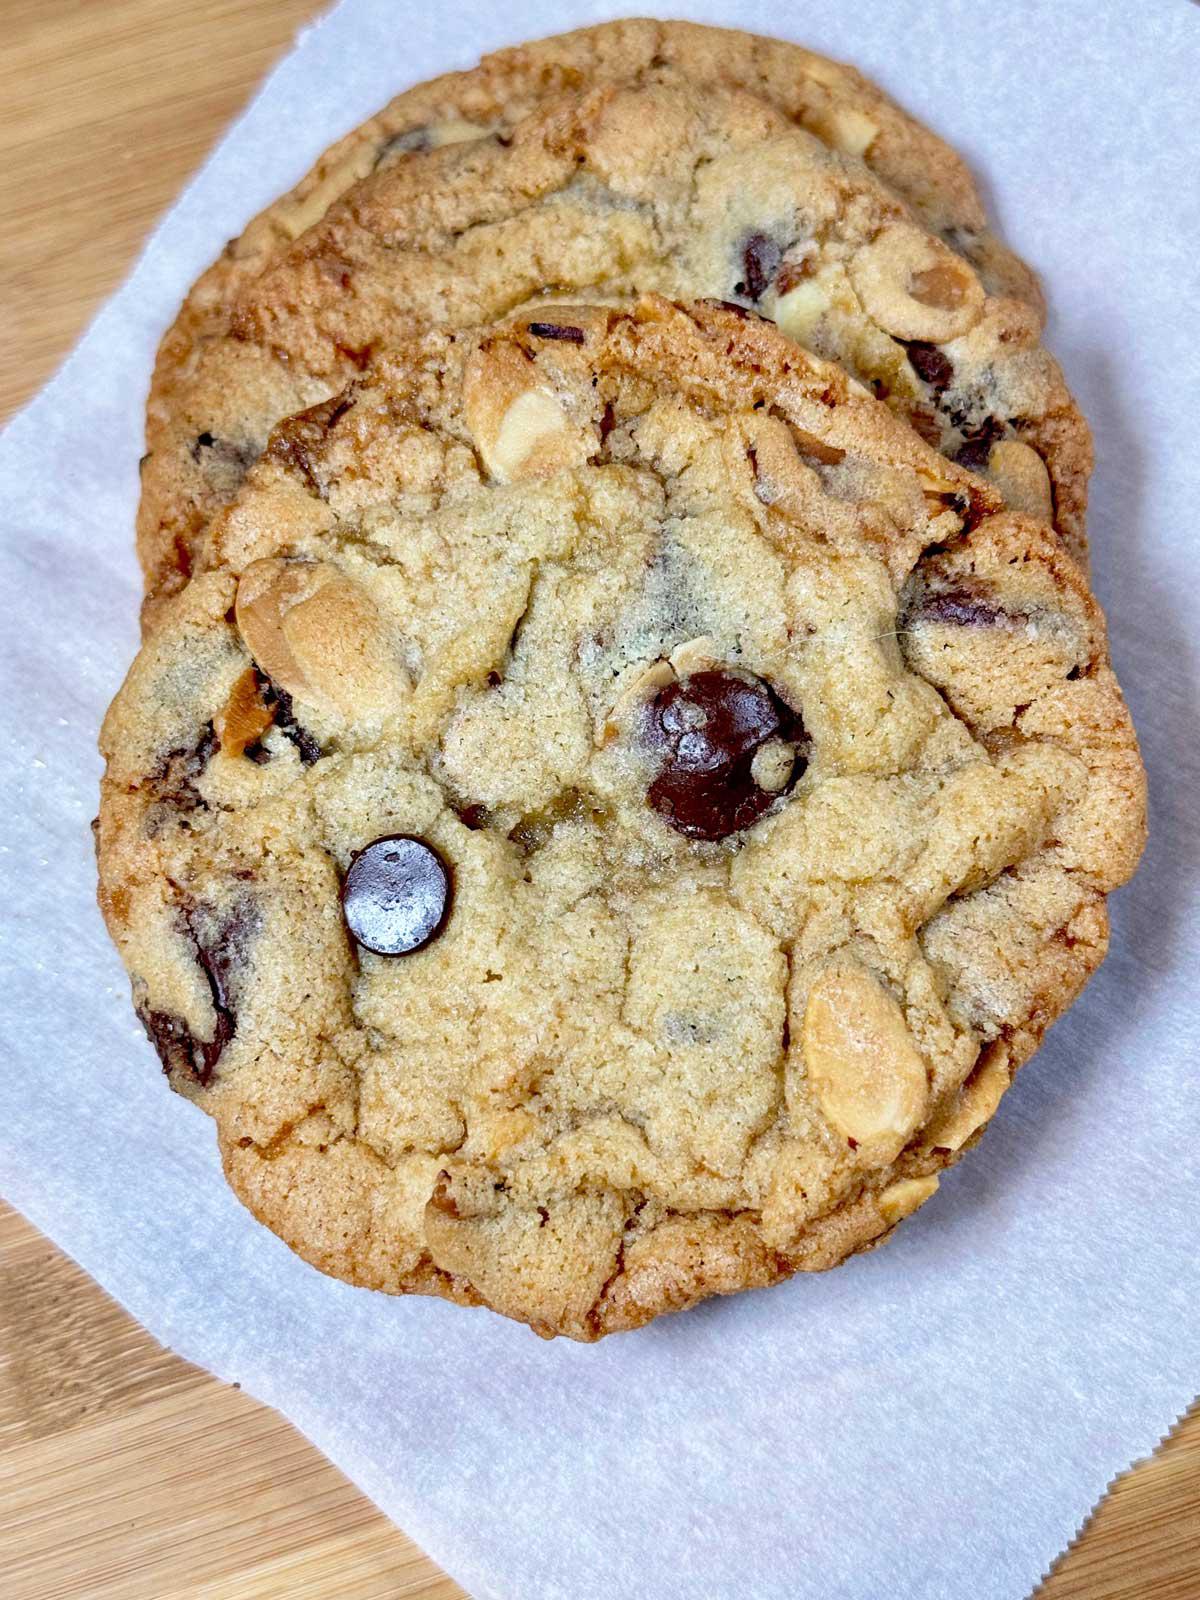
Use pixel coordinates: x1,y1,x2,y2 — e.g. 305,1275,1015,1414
1,4,1195,1596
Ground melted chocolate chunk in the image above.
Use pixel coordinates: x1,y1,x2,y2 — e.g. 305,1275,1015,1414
905,342,954,391
252,673,321,764
342,836,451,955
266,394,354,498
526,322,586,344
953,417,1006,471
137,1006,231,1087
137,897,258,1086
643,669,806,841
735,233,783,302
155,724,217,811
908,587,1012,628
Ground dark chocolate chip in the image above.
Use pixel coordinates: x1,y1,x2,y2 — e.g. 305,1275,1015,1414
137,1006,231,1088
254,673,321,764
527,322,586,344
456,803,490,830
905,342,954,391
735,233,783,302
137,897,257,1087
953,417,1006,471
907,587,1012,628
642,669,806,841
342,836,451,955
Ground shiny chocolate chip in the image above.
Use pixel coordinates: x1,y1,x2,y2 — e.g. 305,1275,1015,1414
342,836,451,955
643,669,805,841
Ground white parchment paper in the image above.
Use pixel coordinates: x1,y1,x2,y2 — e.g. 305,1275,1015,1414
2,3,1198,1596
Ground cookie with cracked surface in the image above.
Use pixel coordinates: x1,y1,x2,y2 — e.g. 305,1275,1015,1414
98,299,1143,1338
137,19,1082,622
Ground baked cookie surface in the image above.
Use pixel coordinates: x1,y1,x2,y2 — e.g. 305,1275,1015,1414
138,19,1087,623
98,300,1145,1338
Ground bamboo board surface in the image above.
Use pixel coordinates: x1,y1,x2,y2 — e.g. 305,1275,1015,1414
1,3,1195,1596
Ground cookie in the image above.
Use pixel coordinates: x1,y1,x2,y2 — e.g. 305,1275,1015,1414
97,299,1145,1339
137,20,1085,623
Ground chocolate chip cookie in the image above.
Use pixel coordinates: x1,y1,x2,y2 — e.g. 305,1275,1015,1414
98,299,1145,1338
137,20,1087,627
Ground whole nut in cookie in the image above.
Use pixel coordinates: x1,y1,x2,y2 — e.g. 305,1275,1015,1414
801,963,929,1164
463,344,590,483
985,439,1054,523
234,558,407,721
850,222,984,342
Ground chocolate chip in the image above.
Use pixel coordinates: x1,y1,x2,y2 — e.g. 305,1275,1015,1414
253,673,321,764
342,836,451,955
137,1006,231,1088
137,897,257,1087
526,322,585,344
907,587,1012,628
155,724,217,811
735,233,783,302
642,669,806,841
905,342,954,390
951,416,1006,471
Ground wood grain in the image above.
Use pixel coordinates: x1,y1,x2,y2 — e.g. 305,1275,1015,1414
0,3,1196,1596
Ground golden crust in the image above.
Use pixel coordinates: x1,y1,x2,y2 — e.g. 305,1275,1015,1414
137,20,1073,628
99,301,1143,1337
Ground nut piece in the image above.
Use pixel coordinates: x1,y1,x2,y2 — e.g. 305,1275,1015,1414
802,963,929,1165
283,145,378,239
773,276,832,345
235,559,407,722
877,1174,939,1226
463,343,590,484
599,658,677,745
489,389,574,481
850,223,984,342
749,738,796,794
668,636,720,675
811,105,879,157
923,1044,1011,1151
985,439,1054,523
